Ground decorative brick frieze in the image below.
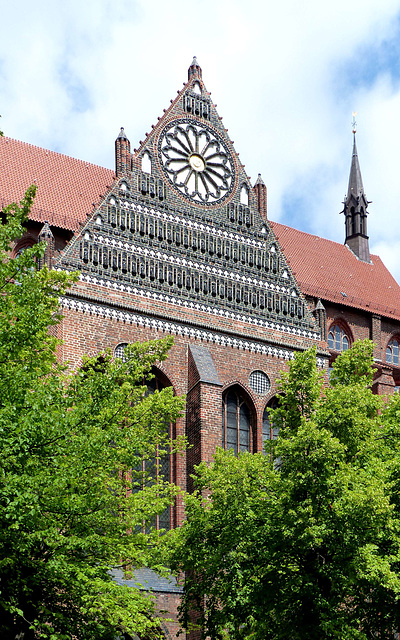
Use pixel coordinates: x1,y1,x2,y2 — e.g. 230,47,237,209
59,294,327,368
71,273,320,340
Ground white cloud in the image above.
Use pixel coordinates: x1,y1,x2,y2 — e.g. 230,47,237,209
2,0,400,279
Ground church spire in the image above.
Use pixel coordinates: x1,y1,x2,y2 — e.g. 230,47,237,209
343,118,370,262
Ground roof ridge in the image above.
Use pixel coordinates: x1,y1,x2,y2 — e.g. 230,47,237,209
1,136,114,173
271,220,382,260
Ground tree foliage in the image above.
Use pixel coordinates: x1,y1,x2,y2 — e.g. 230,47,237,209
170,344,400,640
0,189,185,639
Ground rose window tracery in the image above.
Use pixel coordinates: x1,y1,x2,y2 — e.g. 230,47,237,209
158,120,235,204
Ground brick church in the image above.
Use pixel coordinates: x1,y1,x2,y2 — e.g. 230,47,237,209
1,57,400,637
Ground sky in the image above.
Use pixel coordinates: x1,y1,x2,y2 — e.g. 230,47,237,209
2,0,400,281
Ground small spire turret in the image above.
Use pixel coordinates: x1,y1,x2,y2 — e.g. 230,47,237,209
343,120,370,262
253,173,267,220
188,56,202,81
38,221,55,269
115,127,131,176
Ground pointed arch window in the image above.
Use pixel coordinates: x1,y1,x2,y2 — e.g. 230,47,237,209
386,338,400,366
222,388,251,454
114,345,173,531
240,185,249,205
327,324,350,352
262,398,279,451
114,343,128,362
141,151,152,174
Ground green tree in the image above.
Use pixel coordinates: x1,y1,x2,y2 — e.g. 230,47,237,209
170,344,400,640
0,188,185,639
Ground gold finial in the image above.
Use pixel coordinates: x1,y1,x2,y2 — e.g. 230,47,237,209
352,111,358,134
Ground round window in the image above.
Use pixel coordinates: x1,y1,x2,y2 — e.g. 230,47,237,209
249,370,271,395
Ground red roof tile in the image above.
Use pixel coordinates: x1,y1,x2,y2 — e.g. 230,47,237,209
272,222,400,322
0,137,115,231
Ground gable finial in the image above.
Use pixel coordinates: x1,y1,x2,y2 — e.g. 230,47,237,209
188,55,202,81
352,111,357,135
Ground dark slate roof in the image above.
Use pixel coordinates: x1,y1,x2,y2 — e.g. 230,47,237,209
111,567,183,593
189,345,222,385
347,134,365,199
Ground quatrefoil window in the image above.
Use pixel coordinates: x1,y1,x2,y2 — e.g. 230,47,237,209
159,120,235,204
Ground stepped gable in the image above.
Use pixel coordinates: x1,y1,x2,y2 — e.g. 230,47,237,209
58,59,318,338
272,222,400,322
0,136,114,231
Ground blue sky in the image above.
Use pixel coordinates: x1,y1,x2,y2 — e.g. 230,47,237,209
2,0,400,281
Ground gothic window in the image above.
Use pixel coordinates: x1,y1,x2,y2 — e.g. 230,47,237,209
327,324,350,352
386,338,400,366
192,81,201,95
141,151,152,174
114,350,174,532
240,185,249,206
262,398,280,452
13,238,36,258
222,388,252,454
114,343,128,362
140,373,174,531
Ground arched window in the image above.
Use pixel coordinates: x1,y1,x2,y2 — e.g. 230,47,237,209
327,324,350,352
386,338,400,366
240,185,249,205
114,348,173,530
141,151,152,174
262,398,279,451
222,388,252,454
13,238,36,258
142,371,173,531
114,343,128,362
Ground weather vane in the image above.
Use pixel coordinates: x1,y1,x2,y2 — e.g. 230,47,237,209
352,111,358,134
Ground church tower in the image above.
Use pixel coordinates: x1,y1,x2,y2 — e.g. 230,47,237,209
343,123,370,262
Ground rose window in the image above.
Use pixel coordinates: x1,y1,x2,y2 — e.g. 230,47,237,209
158,120,235,204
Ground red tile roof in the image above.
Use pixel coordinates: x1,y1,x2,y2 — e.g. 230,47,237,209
272,222,400,322
2,136,399,322
0,137,115,231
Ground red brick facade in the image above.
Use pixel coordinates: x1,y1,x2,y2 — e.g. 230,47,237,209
3,58,400,638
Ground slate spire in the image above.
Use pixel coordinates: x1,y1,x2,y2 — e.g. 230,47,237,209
347,133,364,199
343,124,370,262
